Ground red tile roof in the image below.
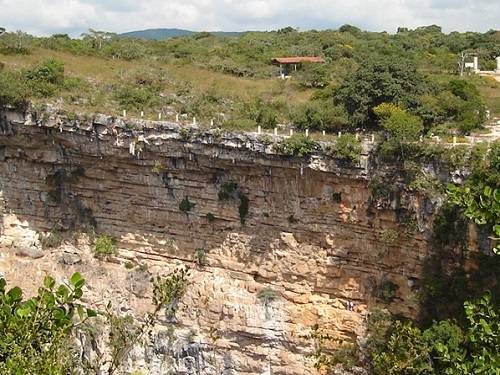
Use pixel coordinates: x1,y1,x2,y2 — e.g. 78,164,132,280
272,56,325,64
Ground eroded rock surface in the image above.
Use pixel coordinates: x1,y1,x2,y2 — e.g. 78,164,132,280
0,109,433,374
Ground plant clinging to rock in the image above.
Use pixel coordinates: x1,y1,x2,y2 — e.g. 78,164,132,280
274,135,319,157
328,133,362,164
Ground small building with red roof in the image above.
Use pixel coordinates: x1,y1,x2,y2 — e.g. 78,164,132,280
271,56,325,78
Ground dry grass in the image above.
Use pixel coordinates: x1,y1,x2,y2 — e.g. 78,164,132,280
0,47,313,120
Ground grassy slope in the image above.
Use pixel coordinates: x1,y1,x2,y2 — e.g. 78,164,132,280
1,45,498,128
0,47,312,122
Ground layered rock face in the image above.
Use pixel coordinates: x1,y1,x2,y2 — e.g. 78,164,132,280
0,109,430,374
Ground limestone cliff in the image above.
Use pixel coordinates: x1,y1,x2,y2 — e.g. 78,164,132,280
0,108,433,374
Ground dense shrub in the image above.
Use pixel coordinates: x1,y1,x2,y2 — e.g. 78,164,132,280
0,71,27,108
327,134,362,163
371,293,500,375
92,234,117,258
179,196,195,213
334,56,429,126
374,103,423,158
23,59,66,98
113,84,159,110
274,135,319,157
292,100,350,132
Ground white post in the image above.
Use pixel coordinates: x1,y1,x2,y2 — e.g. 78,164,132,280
305,129,309,137
453,136,457,146
158,113,162,120
355,133,359,140
258,125,262,134
322,130,326,136
371,134,375,143
419,135,423,142
473,56,479,72
123,110,126,118
274,128,278,136
193,117,196,125
175,114,179,122
338,131,341,137
290,129,294,136
140,111,144,118
210,119,214,127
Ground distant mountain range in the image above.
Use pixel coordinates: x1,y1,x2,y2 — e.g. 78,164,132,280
119,28,244,40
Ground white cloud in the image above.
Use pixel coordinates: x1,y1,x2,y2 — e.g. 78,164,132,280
0,0,498,36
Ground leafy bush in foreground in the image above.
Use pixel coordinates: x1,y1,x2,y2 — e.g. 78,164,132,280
372,293,499,375
0,273,96,374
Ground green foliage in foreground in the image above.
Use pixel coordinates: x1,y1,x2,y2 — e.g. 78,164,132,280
446,140,500,254
0,268,190,374
0,273,96,374
315,294,499,374
448,184,500,254
372,293,499,375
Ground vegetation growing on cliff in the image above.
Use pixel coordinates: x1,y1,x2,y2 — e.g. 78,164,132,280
326,133,362,163
447,140,500,254
314,294,499,374
179,196,195,213
371,293,500,375
92,234,117,258
217,181,250,224
274,134,319,156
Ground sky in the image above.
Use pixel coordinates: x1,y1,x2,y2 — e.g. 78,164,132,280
0,0,499,37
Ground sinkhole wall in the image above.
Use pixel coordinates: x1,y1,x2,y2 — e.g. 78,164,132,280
0,109,435,374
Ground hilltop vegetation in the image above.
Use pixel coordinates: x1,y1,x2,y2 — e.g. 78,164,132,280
0,25,499,136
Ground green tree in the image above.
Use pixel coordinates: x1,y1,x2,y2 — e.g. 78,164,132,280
334,56,428,127
373,321,434,374
374,103,423,158
372,293,499,375
447,141,500,254
447,185,500,254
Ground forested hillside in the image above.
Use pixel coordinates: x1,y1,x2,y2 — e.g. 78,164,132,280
1,25,499,137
